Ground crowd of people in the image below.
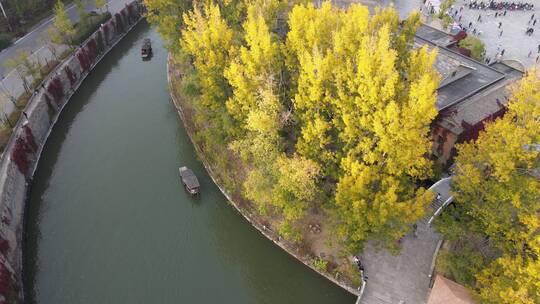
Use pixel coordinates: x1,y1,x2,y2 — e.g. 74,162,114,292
440,1,540,63
468,1,535,11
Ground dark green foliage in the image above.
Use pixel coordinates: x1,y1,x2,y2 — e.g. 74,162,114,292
71,12,112,45
0,33,12,51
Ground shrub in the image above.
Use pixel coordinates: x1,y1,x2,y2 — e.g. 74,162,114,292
77,49,91,73
278,222,303,244
86,38,98,62
44,93,57,115
96,30,105,53
0,33,12,51
71,12,112,45
39,60,59,78
58,48,73,60
7,110,21,126
114,13,125,33
459,36,486,61
441,15,454,29
438,0,456,18
65,66,77,87
16,91,32,109
23,125,37,152
181,72,201,98
435,246,485,288
103,23,110,43
47,77,64,104
12,137,29,174
312,257,329,272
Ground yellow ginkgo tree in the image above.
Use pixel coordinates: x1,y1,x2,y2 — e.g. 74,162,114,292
440,68,540,303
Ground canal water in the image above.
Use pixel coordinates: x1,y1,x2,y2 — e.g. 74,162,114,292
22,22,354,304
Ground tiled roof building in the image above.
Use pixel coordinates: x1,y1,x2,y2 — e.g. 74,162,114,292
415,25,523,164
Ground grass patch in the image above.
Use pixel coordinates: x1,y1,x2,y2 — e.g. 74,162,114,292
58,48,73,61
39,60,59,77
16,91,32,109
8,110,21,126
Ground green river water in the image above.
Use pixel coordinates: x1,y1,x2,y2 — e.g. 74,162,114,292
22,22,355,304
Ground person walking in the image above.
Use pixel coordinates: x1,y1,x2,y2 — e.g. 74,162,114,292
495,12,498,18
532,14,535,20
501,49,505,57
499,30,503,37
477,14,481,22
503,10,507,16
469,21,473,28
536,55,539,63
534,19,537,26
537,44,540,53
459,15,462,21
498,21,502,29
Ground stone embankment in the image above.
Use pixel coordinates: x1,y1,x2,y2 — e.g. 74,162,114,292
0,2,144,302
167,56,361,298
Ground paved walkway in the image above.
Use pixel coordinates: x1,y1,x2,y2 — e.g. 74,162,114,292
356,178,454,304
359,224,441,304
444,0,540,69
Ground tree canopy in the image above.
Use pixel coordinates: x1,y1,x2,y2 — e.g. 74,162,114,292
149,0,440,253
50,0,75,44
438,68,540,303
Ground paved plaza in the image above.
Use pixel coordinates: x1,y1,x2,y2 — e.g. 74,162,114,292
445,0,540,69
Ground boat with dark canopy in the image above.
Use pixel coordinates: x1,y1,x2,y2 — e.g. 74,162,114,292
141,38,152,59
179,166,200,195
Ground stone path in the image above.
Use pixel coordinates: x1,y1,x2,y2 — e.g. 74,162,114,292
355,178,454,304
359,223,441,304
445,0,540,69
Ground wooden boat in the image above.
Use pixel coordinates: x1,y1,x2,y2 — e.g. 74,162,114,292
141,38,152,59
179,166,200,195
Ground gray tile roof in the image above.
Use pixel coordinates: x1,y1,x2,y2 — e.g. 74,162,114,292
414,25,523,135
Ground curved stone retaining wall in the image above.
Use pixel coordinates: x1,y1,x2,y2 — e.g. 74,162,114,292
0,2,144,302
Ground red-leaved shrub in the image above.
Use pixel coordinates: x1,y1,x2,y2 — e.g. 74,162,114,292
12,137,29,174
115,13,125,32
77,49,91,73
65,66,77,87
23,125,37,152
47,77,64,104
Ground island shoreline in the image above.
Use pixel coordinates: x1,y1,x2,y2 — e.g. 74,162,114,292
166,54,361,297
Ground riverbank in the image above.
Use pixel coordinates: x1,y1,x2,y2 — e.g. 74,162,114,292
167,55,361,297
0,2,143,302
